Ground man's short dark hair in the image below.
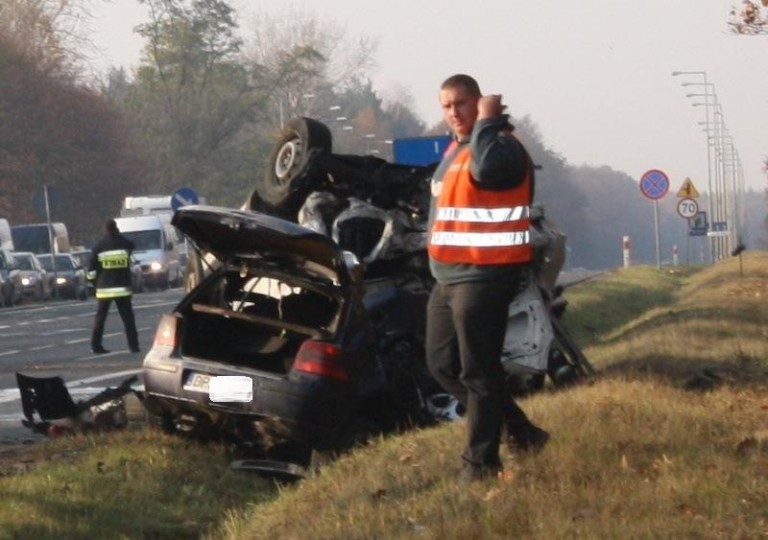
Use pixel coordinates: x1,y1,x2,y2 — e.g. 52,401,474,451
441,74,481,97
106,219,119,234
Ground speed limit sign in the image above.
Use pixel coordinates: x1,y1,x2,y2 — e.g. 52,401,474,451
677,198,699,219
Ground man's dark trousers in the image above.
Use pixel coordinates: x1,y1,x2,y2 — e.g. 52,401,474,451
91,296,139,351
426,276,532,468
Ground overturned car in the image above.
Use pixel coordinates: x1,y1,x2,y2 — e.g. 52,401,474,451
237,117,593,393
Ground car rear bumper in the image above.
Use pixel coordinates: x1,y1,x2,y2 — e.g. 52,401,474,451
143,352,357,449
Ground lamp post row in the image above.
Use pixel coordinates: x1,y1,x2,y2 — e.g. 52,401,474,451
671,71,744,262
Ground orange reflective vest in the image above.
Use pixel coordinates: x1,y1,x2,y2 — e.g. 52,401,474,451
428,142,533,265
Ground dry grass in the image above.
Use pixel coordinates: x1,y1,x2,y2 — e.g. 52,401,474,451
1,251,766,539
0,429,279,539
212,382,768,540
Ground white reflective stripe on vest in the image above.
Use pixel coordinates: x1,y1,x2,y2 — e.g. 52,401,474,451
430,230,530,247
96,286,132,299
434,206,529,223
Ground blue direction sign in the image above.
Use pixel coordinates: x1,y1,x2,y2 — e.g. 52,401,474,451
171,187,199,211
689,211,708,236
639,169,670,200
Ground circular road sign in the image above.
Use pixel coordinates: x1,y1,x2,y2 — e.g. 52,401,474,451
639,169,670,200
677,197,699,219
171,186,200,211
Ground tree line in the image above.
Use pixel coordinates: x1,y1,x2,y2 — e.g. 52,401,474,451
0,0,764,266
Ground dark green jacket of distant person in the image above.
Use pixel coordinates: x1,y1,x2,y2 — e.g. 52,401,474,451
87,232,135,299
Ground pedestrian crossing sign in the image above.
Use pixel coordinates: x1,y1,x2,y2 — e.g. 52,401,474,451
677,178,700,198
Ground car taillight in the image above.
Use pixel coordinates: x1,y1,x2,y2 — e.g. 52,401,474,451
154,314,178,348
292,341,349,382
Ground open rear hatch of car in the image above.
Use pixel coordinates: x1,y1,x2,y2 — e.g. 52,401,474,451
173,205,353,288
171,205,355,375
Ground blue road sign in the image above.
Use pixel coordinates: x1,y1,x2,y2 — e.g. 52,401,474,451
171,187,199,211
639,169,670,200
689,211,708,236
393,135,452,166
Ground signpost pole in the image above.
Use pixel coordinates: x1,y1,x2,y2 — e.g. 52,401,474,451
654,200,661,269
639,169,670,270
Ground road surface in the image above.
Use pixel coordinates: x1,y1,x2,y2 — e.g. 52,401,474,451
0,289,183,445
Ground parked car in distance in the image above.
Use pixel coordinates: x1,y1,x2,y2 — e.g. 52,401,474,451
71,249,95,297
12,251,51,303
0,248,23,307
38,253,88,300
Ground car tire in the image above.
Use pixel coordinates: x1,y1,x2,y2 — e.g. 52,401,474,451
259,117,333,216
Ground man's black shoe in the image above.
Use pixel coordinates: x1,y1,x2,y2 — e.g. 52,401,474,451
91,347,110,354
507,425,550,454
130,348,141,354
458,463,502,484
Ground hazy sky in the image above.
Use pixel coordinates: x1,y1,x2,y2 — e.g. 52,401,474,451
88,0,767,193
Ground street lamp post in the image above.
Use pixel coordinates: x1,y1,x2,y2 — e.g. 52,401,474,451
692,95,743,258
672,71,716,262
692,98,726,259
720,134,742,251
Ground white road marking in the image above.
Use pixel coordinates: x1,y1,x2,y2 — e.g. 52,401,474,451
0,369,143,404
29,345,56,351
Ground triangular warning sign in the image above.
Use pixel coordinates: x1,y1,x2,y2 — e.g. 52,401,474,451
677,177,700,198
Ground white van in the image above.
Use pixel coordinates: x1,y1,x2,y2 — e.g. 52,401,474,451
114,215,182,289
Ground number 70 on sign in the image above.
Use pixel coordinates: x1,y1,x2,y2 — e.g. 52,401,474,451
677,198,699,219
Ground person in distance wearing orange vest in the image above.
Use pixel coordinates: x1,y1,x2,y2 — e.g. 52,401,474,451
88,219,140,354
425,74,549,483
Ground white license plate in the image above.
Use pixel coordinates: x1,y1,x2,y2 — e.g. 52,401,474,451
183,373,253,403
209,376,253,403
